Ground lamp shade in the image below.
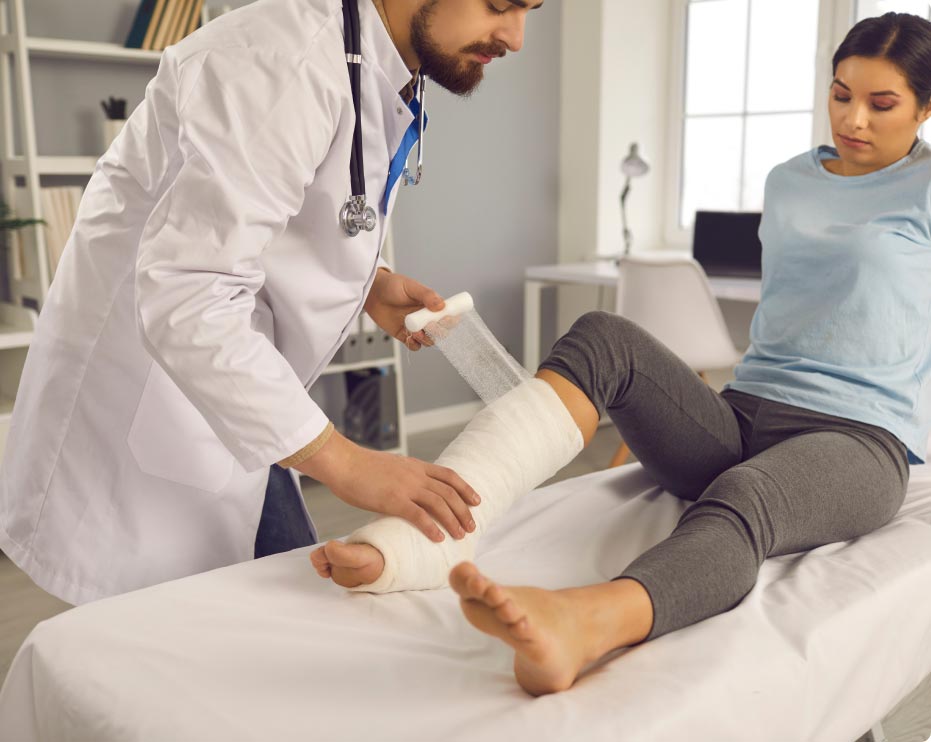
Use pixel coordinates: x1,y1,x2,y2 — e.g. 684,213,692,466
621,143,650,178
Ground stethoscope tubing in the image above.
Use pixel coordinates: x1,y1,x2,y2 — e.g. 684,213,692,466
343,0,365,199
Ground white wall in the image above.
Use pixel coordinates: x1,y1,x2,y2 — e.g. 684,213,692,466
596,1,675,258
556,0,675,336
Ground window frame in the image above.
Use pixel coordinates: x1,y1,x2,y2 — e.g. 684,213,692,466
664,0,857,249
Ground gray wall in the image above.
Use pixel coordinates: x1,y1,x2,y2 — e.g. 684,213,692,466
24,0,561,416
389,7,561,414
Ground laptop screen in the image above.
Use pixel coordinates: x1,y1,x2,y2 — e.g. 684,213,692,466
692,210,762,279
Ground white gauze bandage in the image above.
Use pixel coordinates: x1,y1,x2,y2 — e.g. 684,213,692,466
346,378,583,592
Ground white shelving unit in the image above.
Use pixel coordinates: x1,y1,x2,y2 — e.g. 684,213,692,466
0,0,407,460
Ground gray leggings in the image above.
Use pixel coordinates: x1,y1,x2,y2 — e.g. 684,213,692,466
539,311,910,640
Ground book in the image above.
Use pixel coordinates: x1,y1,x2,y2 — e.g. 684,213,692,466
184,0,205,40
172,0,197,44
165,0,193,48
40,187,84,279
152,0,183,51
124,0,158,49
141,0,170,51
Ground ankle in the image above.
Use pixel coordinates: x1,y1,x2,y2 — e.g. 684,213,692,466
562,579,653,661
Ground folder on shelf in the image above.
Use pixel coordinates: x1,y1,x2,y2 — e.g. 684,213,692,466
360,313,393,362
141,0,170,51
124,0,159,49
332,316,364,365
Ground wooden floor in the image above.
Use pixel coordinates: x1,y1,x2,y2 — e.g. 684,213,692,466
1,422,929,741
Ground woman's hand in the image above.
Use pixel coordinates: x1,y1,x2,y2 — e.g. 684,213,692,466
296,430,480,542
364,268,444,351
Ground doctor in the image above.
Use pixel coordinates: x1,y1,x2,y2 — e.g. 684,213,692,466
0,0,542,605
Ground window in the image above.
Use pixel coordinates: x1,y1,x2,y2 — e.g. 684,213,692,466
856,0,931,21
677,0,819,229
670,0,931,239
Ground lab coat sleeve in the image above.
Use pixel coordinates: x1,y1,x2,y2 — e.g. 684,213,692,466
135,48,341,473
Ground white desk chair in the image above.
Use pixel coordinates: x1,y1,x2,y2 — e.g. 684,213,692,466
610,253,745,467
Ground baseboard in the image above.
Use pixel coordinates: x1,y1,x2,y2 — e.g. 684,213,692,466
404,400,483,435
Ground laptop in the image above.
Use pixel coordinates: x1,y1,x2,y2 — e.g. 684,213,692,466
692,210,763,279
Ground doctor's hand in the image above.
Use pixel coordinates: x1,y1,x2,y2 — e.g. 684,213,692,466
296,430,480,543
364,268,444,351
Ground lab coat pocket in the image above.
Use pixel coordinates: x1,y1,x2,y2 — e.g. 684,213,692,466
127,362,235,493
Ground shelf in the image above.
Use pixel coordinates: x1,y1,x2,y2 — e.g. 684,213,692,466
320,357,397,376
0,395,13,421
4,156,99,177
0,324,32,350
11,37,162,65
0,304,35,350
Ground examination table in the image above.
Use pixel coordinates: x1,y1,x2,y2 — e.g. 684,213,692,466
2,463,931,742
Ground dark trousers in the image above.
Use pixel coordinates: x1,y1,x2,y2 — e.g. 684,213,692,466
540,311,910,639
254,464,317,559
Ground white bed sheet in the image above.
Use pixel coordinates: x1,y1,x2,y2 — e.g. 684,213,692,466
2,464,931,742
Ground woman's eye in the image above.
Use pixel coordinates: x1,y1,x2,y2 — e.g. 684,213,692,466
833,95,850,103
487,2,508,14
873,104,894,112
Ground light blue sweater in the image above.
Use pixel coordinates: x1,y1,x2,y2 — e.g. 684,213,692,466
727,140,931,463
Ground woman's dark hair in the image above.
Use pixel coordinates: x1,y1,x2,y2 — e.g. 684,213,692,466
833,12,931,108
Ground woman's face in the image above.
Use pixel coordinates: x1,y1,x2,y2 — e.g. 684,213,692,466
828,55,931,175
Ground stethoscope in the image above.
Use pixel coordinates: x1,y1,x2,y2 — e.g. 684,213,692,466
340,0,426,238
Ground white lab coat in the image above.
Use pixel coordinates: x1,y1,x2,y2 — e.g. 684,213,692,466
0,0,416,604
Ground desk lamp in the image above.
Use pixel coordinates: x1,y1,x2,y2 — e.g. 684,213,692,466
620,142,650,257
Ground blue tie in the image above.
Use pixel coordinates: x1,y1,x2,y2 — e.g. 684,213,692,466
382,93,426,214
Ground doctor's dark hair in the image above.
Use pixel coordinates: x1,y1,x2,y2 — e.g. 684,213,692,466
833,12,931,108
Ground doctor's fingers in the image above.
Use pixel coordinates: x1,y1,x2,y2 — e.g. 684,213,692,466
425,464,481,507
411,490,470,541
396,501,446,543
423,480,477,534
414,330,436,348
400,330,434,351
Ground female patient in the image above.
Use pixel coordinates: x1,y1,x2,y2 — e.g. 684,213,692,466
312,13,931,696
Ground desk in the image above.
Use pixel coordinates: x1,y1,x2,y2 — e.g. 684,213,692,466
524,261,762,371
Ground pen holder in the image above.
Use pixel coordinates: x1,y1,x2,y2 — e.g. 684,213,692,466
101,119,127,153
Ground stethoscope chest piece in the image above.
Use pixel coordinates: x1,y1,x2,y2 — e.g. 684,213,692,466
340,195,377,237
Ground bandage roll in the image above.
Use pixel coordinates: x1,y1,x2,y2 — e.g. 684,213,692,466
346,378,583,593
404,292,474,333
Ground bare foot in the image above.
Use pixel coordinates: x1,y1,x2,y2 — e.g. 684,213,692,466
309,540,385,588
449,562,592,696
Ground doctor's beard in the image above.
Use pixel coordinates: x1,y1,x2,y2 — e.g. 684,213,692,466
410,5,507,96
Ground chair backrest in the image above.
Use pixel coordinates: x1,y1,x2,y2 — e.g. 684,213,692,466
616,253,743,371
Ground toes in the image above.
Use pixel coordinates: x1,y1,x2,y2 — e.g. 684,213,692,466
483,583,510,609
309,548,332,578
326,541,374,569
449,562,482,596
509,616,533,641
494,597,525,626
465,572,492,601
330,569,365,589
